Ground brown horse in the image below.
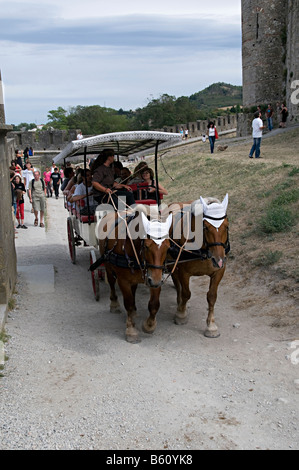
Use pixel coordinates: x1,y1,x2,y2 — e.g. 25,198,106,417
168,195,230,338
98,210,172,343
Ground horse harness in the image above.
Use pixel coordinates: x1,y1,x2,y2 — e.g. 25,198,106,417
89,213,168,276
168,210,230,265
89,210,230,276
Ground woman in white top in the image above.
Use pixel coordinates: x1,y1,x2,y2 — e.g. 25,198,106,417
208,122,216,154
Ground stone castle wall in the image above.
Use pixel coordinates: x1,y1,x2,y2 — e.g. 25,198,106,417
241,0,299,130
0,71,17,316
8,114,239,160
7,129,79,152
162,114,238,137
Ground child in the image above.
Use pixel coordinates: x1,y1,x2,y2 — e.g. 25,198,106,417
14,175,27,229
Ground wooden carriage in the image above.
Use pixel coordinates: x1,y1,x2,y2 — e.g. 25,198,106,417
53,131,181,299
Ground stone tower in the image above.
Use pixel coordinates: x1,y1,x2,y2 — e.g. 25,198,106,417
241,0,299,122
286,0,299,122
242,0,287,108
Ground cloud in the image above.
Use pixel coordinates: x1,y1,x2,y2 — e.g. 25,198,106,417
0,2,242,124
0,15,240,49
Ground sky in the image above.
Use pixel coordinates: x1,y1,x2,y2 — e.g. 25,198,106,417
0,0,242,125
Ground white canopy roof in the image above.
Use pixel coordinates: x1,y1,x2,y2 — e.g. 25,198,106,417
53,130,181,164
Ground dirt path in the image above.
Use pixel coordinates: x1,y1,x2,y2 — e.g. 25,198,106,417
0,197,298,450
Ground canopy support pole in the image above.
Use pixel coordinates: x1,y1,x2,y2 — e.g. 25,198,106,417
154,141,161,211
83,146,91,225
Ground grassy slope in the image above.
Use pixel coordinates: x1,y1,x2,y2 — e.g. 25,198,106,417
147,128,299,325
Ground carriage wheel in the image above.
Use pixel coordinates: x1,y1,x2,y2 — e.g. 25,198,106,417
90,250,100,301
67,217,76,264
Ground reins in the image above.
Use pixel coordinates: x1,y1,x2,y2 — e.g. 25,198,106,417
107,191,145,278
91,195,229,285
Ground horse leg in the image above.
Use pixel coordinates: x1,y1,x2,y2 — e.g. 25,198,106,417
106,268,121,313
131,284,138,316
205,270,225,338
171,270,182,306
117,278,140,343
174,271,191,325
143,287,161,334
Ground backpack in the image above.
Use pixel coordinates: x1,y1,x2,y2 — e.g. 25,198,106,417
31,178,45,191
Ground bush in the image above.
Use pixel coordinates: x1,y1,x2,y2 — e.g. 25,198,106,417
271,189,299,206
253,249,283,267
289,166,299,177
258,206,296,234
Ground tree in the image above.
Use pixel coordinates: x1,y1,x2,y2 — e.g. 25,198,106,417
46,107,68,129
66,105,130,135
13,122,36,131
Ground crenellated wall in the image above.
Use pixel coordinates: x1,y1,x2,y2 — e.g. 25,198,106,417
161,114,238,137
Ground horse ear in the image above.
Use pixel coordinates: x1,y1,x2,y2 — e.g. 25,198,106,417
165,213,173,231
222,194,229,213
199,196,208,214
141,212,150,234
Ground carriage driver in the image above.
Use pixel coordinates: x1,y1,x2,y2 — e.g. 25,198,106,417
91,149,135,209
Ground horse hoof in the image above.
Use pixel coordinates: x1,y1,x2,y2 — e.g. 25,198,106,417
126,334,141,344
174,315,188,325
142,320,157,335
110,306,122,314
204,329,220,339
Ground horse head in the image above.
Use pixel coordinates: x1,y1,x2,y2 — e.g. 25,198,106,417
140,212,172,288
199,194,229,269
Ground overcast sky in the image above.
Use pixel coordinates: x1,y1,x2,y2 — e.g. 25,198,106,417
0,0,242,125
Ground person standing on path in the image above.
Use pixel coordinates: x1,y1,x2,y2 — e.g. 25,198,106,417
22,161,36,213
13,175,27,229
208,122,217,154
28,171,47,227
43,167,53,198
265,104,274,131
279,103,288,128
50,167,62,199
249,111,265,159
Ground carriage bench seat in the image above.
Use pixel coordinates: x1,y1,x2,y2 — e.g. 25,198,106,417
135,199,159,206
79,214,95,224
75,209,95,223
128,183,163,206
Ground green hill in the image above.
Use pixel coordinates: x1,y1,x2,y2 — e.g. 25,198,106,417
189,82,243,110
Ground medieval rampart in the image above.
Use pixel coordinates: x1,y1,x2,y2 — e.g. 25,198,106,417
0,72,17,331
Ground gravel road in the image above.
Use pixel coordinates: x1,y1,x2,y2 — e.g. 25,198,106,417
0,197,298,450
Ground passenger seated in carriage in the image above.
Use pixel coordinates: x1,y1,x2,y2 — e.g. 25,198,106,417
69,169,97,214
61,167,74,191
91,149,135,210
129,161,148,184
65,169,84,211
120,167,132,184
114,161,123,183
64,168,83,197
141,167,168,196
